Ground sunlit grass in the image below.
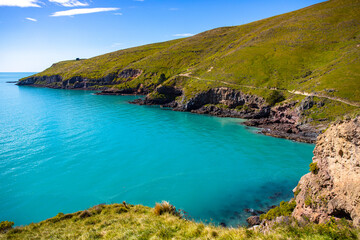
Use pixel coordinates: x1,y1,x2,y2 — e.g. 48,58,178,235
23,0,360,107
1,203,359,239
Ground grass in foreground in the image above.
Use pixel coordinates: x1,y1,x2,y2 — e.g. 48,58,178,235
1,203,359,240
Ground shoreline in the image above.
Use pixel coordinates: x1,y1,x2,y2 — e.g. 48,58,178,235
128,97,319,144
16,82,320,143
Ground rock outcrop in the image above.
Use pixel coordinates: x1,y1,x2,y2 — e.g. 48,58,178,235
118,69,143,80
17,75,63,86
137,87,271,119
132,86,321,142
179,87,266,111
244,101,321,143
247,216,261,227
176,87,271,119
292,117,360,226
17,74,114,89
132,85,183,105
17,69,143,90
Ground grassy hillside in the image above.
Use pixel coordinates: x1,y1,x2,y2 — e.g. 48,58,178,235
26,0,360,105
1,203,359,239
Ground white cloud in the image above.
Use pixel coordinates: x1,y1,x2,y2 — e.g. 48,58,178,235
0,0,41,7
114,12,123,15
26,17,37,21
49,0,88,7
173,33,194,37
111,42,123,48
134,0,144,1
0,0,87,7
51,7,120,17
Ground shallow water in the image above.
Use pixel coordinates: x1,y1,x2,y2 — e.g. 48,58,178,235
0,72,314,226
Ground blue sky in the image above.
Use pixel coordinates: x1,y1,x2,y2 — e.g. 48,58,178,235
0,0,324,72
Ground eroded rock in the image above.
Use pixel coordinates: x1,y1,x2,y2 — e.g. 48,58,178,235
247,216,261,226
292,117,360,226
244,102,321,143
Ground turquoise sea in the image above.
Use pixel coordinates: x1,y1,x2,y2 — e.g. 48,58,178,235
0,72,314,227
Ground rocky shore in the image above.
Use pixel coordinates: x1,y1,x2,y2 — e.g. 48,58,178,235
130,86,324,143
17,74,325,143
292,116,360,226
245,117,360,230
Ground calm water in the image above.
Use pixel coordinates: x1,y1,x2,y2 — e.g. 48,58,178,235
0,72,314,226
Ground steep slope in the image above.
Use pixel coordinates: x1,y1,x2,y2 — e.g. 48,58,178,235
17,0,360,141
292,116,360,226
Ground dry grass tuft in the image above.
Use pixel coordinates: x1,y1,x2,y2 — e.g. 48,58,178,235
154,201,180,217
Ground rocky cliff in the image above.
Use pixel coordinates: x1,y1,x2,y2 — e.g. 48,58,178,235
244,97,325,143
132,86,323,142
292,117,360,226
16,68,144,90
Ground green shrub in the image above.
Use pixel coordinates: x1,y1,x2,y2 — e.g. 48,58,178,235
215,103,229,109
157,73,167,85
266,91,285,106
309,162,319,174
0,221,14,232
114,205,128,214
305,196,313,207
237,104,250,111
260,201,296,221
149,92,167,100
235,105,243,111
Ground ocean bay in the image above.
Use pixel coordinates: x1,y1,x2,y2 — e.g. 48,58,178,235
0,72,314,226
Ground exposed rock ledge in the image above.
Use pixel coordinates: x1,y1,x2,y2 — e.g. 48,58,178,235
292,116,360,226
16,69,144,90
132,86,321,143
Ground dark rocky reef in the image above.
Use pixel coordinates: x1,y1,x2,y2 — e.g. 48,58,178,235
244,100,321,143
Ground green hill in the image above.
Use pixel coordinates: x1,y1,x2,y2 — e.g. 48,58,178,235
18,0,360,139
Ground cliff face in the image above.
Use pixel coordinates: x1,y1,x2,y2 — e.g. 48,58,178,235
16,69,144,90
132,86,322,142
292,117,360,226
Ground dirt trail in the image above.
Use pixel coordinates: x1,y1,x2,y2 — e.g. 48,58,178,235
178,73,360,107
288,90,360,107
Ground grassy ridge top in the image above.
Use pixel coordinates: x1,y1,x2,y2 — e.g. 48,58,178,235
30,0,360,103
2,203,359,239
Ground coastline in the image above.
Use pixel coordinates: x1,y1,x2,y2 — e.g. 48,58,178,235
15,81,320,143
4,76,358,238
